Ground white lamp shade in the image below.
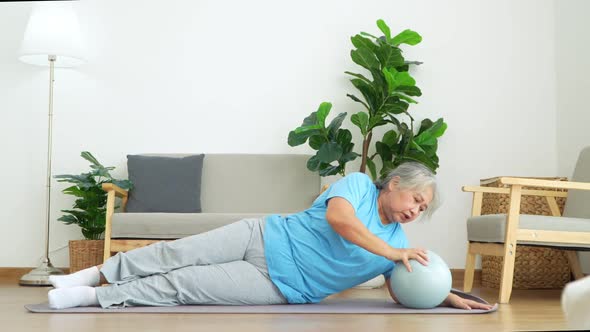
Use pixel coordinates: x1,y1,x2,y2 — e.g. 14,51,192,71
19,2,86,68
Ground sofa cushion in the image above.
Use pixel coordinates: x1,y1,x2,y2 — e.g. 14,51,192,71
467,213,590,248
125,154,204,213
111,212,266,238
200,154,320,213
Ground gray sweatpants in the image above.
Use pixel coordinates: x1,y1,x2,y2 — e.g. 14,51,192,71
95,218,287,308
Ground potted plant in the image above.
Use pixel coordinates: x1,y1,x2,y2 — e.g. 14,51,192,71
54,151,132,272
288,19,447,180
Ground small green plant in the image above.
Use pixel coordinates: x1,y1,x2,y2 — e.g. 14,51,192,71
54,151,132,240
288,19,447,179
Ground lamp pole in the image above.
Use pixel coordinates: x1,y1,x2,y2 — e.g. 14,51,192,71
19,54,65,286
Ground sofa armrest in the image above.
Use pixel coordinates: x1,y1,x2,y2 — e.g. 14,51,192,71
102,183,129,262
102,183,128,198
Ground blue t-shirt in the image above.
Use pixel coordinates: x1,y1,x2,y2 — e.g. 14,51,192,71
264,172,409,304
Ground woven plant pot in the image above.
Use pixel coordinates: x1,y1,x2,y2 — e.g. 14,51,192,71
479,176,571,289
69,240,104,273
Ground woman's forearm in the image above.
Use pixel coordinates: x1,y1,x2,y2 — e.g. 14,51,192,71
331,216,396,258
327,197,398,260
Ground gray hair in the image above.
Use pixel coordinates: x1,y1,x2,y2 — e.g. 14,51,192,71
374,162,440,220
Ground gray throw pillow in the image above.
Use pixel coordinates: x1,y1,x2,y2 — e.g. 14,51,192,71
125,154,204,213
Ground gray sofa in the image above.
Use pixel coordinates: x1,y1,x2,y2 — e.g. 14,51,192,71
102,154,320,261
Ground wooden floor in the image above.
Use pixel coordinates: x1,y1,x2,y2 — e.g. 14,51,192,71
0,280,570,332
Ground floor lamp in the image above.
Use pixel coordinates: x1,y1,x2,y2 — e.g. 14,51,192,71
18,2,86,286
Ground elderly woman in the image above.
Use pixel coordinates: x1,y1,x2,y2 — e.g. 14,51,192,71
48,162,491,311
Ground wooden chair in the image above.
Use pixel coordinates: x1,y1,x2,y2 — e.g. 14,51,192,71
462,147,590,303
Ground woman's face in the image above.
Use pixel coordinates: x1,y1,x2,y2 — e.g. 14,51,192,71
378,177,434,224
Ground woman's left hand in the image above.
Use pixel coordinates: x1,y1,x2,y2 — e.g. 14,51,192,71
441,293,495,310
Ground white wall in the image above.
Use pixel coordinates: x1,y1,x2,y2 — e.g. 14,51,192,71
555,0,590,272
0,0,560,269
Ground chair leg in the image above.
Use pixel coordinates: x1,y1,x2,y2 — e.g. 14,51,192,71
499,244,517,303
464,243,477,292
565,250,585,280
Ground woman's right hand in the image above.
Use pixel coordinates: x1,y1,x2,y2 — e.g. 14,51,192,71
387,248,429,272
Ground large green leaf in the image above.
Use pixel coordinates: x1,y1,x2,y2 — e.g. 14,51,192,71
380,160,396,178
57,214,78,225
308,135,324,150
376,19,392,42
346,94,370,111
394,72,416,86
344,71,372,84
89,165,115,171
414,118,447,146
316,102,332,127
375,44,404,68
350,35,378,52
288,130,307,146
360,31,378,40
327,112,347,138
366,158,377,180
382,68,398,93
391,29,422,46
401,150,438,173
393,93,418,104
81,151,102,167
350,48,380,70
317,142,343,163
350,112,369,136
339,152,359,163
380,96,409,115
368,114,387,130
336,128,353,146
376,141,393,162
396,85,422,97
418,118,434,135
54,174,92,184
302,111,318,127
293,124,322,134
369,68,388,96
307,155,321,171
350,78,379,112
382,130,399,147
62,186,85,198
319,164,341,176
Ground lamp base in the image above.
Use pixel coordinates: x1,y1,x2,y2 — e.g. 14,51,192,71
19,259,65,286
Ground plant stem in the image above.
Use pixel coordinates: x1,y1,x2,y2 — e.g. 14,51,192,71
359,131,373,173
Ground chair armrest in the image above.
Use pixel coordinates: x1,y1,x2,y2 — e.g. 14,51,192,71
463,186,509,194
101,183,128,198
462,185,567,197
499,177,590,191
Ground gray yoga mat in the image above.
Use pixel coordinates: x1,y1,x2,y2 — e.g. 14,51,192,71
26,289,497,314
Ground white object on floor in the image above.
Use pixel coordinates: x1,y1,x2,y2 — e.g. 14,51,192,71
561,275,590,329
48,286,99,309
354,275,385,289
49,266,100,288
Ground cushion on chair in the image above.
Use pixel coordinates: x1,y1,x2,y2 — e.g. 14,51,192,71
111,212,266,238
467,214,590,248
125,154,204,213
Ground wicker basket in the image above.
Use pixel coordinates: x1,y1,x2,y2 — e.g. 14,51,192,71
479,176,571,289
69,240,104,273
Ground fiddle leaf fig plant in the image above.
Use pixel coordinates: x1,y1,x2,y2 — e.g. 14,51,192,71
54,151,133,240
288,19,447,179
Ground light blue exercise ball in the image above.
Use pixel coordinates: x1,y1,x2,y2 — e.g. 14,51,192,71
390,250,452,309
